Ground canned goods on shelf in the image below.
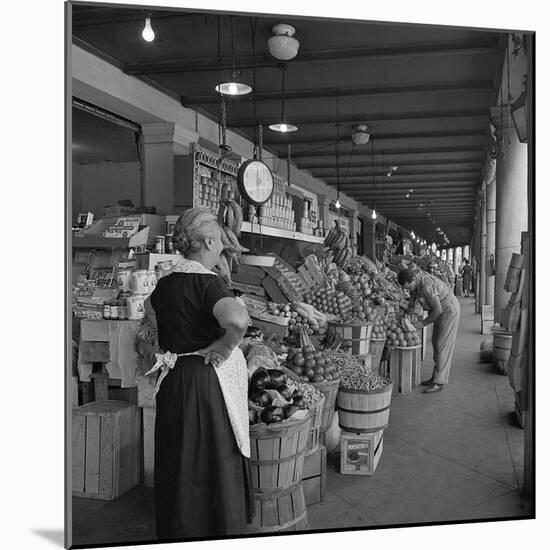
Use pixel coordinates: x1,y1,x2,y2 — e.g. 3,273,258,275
154,236,165,253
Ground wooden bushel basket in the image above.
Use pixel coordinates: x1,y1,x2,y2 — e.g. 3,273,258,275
304,394,325,453
328,321,373,355
336,383,393,433
493,330,513,376
369,338,386,372
311,378,341,434
247,482,308,533
249,414,311,491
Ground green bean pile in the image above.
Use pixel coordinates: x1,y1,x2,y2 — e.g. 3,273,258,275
325,349,390,391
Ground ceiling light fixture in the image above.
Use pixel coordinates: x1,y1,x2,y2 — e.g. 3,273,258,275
267,24,300,61
371,208,377,220
215,17,252,96
142,11,155,42
334,94,341,209
335,198,341,209
269,63,297,132
411,230,416,239
352,124,371,145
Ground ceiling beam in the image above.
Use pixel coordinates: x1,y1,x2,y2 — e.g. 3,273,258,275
288,145,483,159
183,80,494,106
264,130,485,146
229,109,488,129
73,10,196,27
314,168,480,177
297,157,482,169
125,38,499,75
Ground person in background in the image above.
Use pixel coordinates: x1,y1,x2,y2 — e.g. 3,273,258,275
145,208,254,540
398,268,461,394
460,259,473,298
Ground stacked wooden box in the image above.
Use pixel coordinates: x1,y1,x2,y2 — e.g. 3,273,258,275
72,400,141,500
481,305,494,335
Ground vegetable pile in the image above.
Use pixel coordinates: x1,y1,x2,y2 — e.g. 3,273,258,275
325,348,390,392
248,367,309,425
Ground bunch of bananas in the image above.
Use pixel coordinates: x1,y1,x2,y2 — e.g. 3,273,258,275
215,184,247,284
324,221,352,268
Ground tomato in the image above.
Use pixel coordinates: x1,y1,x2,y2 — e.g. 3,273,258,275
300,375,310,382
305,358,317,369
290,365,303,375
305,368,315,379
293,355,305,367
316,357,326,367
324,373,333,381
313,365,324,375
312,374,324,383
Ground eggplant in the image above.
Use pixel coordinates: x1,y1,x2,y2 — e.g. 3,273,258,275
248,409,258,425
250,390,272,408
292,395,306,409
283,403,300,419
250,368,270,391
260,406,284,424
266,369,287,390
278,384,293,402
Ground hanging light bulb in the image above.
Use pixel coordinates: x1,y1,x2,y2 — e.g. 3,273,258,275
215,17,252,96
335,198,341,209
411,230,416,239
371,208,377,220
142,13,155,42
269,63,297,132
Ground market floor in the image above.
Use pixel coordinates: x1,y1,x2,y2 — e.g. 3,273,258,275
70,297,532,546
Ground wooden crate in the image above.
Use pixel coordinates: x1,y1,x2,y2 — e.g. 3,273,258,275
303,445,327,505
72,400,141,500
481,319,494,335
340,430,383,475
388,346,421,394
142,406,156,487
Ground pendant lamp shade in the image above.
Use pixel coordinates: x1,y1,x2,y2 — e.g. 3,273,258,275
215,17,252,97
215,72,252,96
269,64,298,132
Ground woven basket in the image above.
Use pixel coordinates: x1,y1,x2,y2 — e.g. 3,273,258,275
305,394,325,453
369,338,386,373
310,378,341,433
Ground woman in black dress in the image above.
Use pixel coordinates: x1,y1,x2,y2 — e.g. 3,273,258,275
146,208,254,540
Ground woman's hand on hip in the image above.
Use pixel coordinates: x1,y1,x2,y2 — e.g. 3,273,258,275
197,342,233,367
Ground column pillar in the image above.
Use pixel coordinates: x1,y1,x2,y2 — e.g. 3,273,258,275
141,122,198,215
489,106,528,323
479,184,487,308
485,175,496,306
317,193,331,237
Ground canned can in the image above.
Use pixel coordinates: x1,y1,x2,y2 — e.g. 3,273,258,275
110,305,119,320
165,234,173,254
118,300,127,320
155,236,165,253
103,303,111,319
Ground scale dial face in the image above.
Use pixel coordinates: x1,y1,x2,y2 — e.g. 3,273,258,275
237,159,274,206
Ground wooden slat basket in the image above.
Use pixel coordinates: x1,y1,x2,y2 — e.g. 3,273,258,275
248,415,311,533
336,382,393,433
311,378,341,434
369,338,386,372
328,320,373,355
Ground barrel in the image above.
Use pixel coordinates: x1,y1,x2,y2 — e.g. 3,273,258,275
479,340,493,364
493,331,513,375
248,415,311,533
336,383,393,433
311,378,341,434
247,482,308,533
249,414,311,490
369,338,386,372
328,321,373,355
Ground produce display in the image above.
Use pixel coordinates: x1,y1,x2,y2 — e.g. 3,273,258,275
324,220,353,268
265,301,328,336
303,287,353,319
385,315,422,348
283,327,340,383
247,367,312,425
325,347,390,391
215,187,248,283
